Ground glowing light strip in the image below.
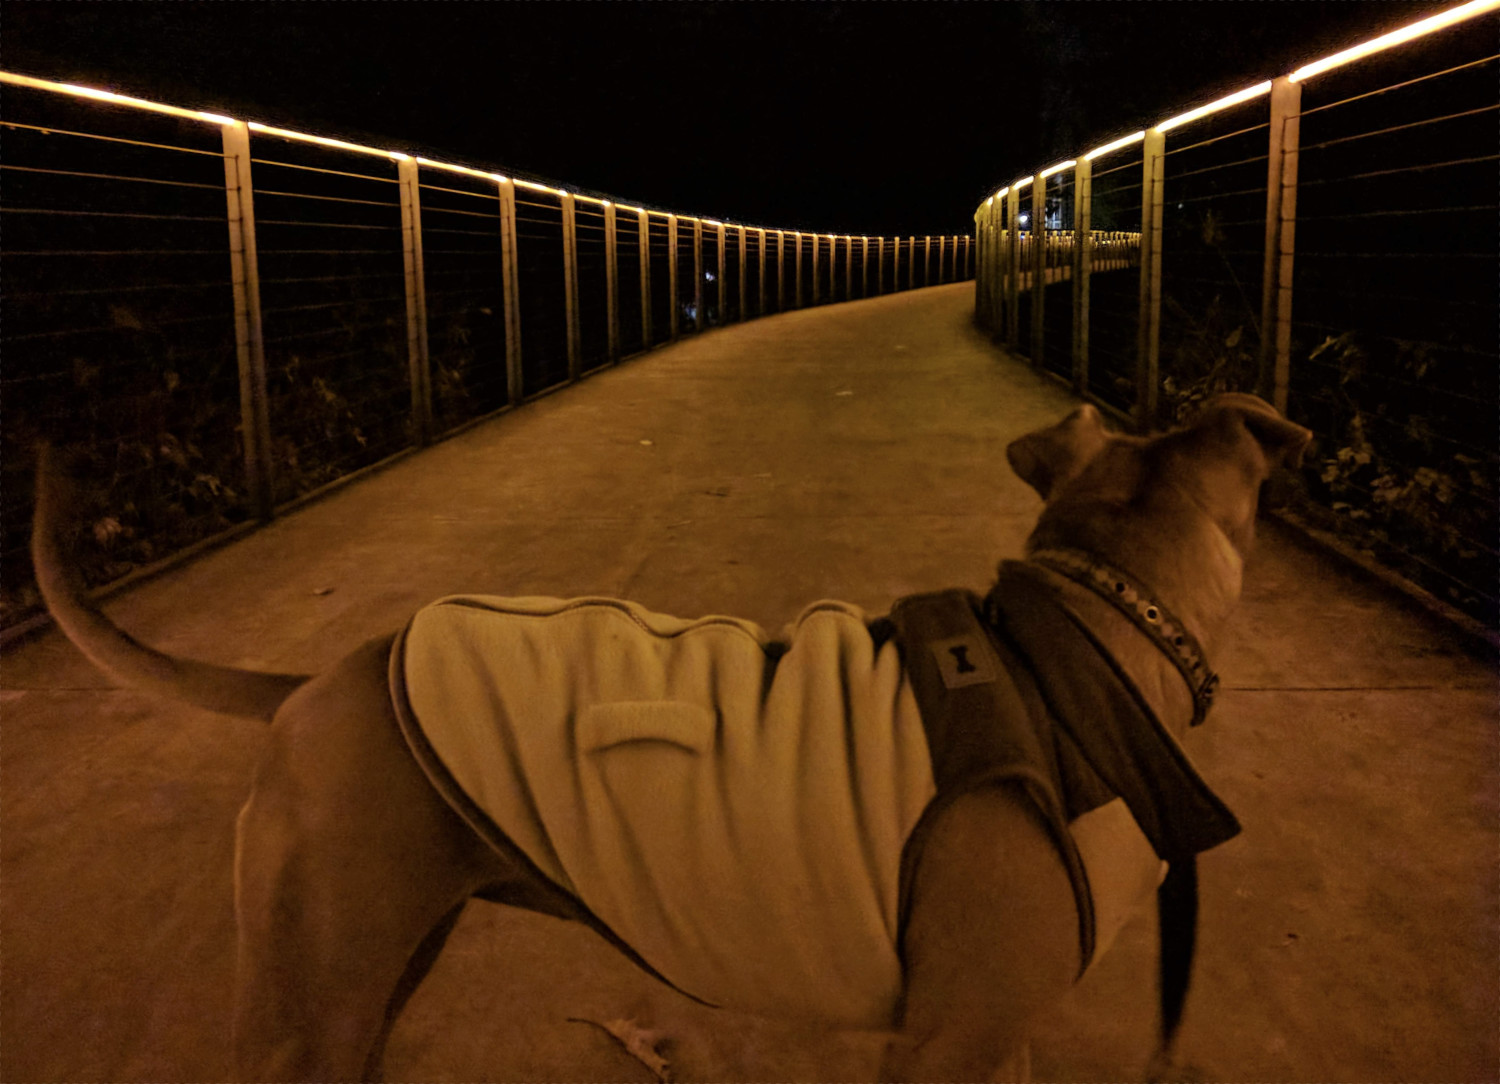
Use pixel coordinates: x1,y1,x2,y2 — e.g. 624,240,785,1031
1154,81,1272,133
249,121,406,159
4,68,944,249
1013,176,1035,190
1292,0,1500,82
415,157,509,184
513,178,567,196
1039,159,1077,178
1084,131,1146,161
0,70,235,125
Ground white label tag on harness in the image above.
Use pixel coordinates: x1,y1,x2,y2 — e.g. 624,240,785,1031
930,634,998,688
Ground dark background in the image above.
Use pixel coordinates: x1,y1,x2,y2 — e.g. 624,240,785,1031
0,2,1454,238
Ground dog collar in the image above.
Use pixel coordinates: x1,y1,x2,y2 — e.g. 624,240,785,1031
1026,548,1219,727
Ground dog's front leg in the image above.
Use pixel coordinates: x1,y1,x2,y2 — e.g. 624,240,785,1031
231,636,499,1082
881,784,1079,1083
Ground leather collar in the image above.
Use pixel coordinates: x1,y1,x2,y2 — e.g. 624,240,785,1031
1025,547,1219,727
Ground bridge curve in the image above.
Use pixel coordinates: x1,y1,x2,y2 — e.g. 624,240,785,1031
2,283,1493,1082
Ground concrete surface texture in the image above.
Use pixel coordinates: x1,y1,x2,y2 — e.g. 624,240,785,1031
1,283,1495,1083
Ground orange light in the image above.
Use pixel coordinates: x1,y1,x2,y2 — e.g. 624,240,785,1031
1084,131,1145,161
249,121,405,159
1013,176,1035,190
415,156,501,181
1291,0,1500,82
1155,81,1272,133
1039,159,1077,179
513,178,566,196
0,70,237,124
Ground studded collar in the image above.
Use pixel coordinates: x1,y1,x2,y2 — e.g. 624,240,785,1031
1025,547,1220,727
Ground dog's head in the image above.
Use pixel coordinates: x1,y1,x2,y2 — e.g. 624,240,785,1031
1007,395,1311,620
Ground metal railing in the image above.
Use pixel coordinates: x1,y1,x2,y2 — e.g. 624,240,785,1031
0,71,974,630
973,1,1498,627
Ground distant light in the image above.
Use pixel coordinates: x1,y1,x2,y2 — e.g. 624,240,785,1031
1039,159,1076,178
0,71,238,125
1155,81,1272,133
1084,131,1146,161
1291,0,1500,82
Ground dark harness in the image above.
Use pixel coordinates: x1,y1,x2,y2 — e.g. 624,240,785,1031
883,553,1240,1056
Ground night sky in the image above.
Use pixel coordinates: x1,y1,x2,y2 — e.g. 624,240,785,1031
2,1,1453,236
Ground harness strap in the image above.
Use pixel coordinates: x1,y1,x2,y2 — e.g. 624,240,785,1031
1157,855,1199,1055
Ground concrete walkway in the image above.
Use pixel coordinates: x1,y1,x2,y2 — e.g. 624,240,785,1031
2,283,1494,1083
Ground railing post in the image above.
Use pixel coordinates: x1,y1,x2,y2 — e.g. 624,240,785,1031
221,122,274,520
638,208,653,348
876,236,885,295
667,213,680,341
561,192,581,381
1136,128,1166,431
924,235,933,287
861,236,870,298
603,201,620,364
1030,178,1046,369
974,213,986,325
397,157,433,444
692,218,704,332
794,232,804,308
1005,190,1021,349
1072,158,1093,397
892,237,901,291
939,235,948,284
845,236,854,301
716,221,727,324
983,203,997,335
776,230,786,311
1260,75,1302,415
737,226,747,321
812,234,822,305
756,228,767,317
498,179,523,403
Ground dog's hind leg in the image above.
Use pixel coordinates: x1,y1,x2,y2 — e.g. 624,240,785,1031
231,635,512,1083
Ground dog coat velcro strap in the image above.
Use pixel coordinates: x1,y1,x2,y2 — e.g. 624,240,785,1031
988,562,1242,862
882,589,1099,977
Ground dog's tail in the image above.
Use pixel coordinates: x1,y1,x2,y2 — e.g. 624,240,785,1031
30,444,311,722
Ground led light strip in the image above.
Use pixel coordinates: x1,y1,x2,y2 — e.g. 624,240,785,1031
1291,0,1500,82
0,70,235,125
981,0,1496,205
3,68,960,246
1084,131,1146,161
1154,81,1273,134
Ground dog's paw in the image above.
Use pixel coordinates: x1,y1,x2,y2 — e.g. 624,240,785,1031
568,1015,671,1082
1145,1049,1215,1084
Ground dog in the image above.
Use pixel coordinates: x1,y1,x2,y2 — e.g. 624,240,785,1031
31,392,1310,1082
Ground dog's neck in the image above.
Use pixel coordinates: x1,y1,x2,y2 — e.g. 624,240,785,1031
1022,493,1246,741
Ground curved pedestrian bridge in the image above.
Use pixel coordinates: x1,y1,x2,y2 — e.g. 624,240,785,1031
1,283,1493,1082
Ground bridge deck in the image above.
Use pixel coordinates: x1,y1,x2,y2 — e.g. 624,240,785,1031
2,283,1494,1082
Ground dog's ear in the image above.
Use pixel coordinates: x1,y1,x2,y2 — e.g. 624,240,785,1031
1197,394,1313,471
1006,403,1111,500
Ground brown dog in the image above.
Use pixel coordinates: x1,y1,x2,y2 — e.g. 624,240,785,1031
32,393,1309,1082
